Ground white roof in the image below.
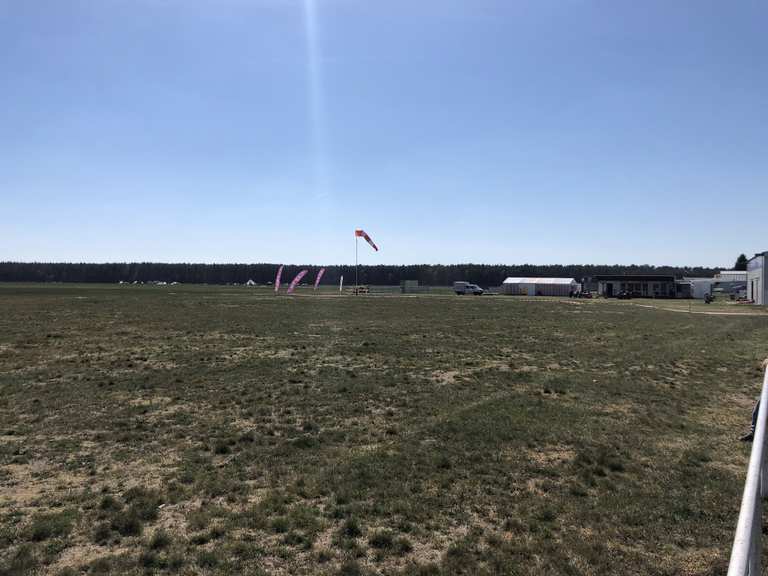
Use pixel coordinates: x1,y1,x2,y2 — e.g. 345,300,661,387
502,277,577,285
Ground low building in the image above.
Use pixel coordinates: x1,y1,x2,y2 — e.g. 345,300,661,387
747,252,768,305
501,277,580,297
401,280,430,294
596,275,677,298
581,277,599,293
682,277,714,300
714,270,747,283
713,270,748,296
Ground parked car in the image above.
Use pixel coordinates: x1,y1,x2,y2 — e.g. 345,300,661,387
616,290,632,300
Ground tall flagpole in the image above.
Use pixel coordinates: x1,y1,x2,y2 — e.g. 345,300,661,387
355,234,358,295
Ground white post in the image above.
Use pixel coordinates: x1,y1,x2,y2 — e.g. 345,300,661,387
339,275,344,293
762,452,768,499
728,366,768,576
355,235,358,295
749,497,761,575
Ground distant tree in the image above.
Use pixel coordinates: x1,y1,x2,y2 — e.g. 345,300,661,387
0,261,722,285
734,254,749,271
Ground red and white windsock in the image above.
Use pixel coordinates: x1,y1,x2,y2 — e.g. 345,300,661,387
355,229,378,251
313,268,326,290
287,270,308,294
274,265,284,293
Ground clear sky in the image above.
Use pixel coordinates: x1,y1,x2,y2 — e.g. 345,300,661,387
2,0,766,267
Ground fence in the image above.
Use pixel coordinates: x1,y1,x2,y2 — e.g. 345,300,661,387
727,366,768,575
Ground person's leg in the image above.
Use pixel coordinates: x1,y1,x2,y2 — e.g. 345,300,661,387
752,400,761,433
741,399,761,442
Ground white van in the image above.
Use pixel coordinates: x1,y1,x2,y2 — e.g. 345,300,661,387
453,281,484,295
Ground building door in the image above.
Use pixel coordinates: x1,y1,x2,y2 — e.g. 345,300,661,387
605,283,614,297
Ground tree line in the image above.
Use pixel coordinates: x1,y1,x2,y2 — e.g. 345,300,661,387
0,262,722,287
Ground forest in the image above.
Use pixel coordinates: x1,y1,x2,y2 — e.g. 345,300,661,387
0,262,722,287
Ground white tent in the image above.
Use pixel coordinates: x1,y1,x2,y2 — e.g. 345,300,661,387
245,279,256,286
501,277,580,296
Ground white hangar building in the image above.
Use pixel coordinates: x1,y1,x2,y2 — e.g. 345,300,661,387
747,252,768,305
501,277,580,297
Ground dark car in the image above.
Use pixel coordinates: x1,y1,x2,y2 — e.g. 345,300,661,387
616,290,632,300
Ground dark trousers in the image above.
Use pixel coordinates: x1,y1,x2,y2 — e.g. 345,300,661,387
752,400,761,433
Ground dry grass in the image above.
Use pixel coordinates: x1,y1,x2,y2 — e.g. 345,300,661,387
1,283,767,575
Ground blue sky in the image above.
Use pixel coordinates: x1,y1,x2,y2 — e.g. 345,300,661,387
1,0,766,267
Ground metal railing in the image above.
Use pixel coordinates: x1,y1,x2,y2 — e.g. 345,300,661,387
728,366,768,575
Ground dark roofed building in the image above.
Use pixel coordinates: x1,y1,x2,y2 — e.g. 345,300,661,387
595,275,677,298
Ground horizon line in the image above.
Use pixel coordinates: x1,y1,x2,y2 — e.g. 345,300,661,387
0,260,731,270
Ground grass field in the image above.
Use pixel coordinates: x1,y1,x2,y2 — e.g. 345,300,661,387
1,284,767,576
